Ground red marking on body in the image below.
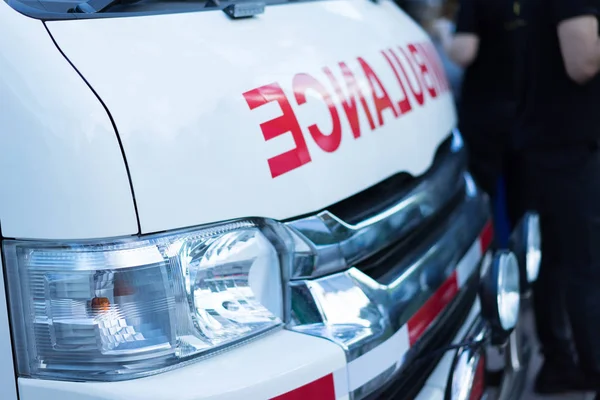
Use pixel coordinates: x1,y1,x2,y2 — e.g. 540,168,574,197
395,46,425,106
323,63,376,138
271,374,336,400
293,73,342,153
358,57,399,126
407,272,459,346
382,49,413,115
469,357,486,400
244,41,448,178
243,83,311,178
419,42,450,93
408,44,438,98
480,220,494,252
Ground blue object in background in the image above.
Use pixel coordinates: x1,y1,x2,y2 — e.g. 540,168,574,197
493,176,511,248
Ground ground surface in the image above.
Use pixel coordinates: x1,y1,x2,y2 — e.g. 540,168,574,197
522,349,594,400
513,311,594,400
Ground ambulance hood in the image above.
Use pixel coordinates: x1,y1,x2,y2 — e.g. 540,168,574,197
46,0,456,234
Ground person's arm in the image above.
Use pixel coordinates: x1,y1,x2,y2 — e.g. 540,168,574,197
437,0,480,68
555,0,600,84
444,33,479,68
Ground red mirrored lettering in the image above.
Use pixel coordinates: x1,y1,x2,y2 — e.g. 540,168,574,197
358,57,399,127
408,44,438,99
243,83,311,178
293,73,342,153
395,46,425,106
382,49,413,115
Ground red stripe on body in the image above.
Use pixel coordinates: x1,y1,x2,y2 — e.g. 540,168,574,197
469,356,486,400
271,374,336,400
479,220,494,253
407,271,459,346
407,221,494,346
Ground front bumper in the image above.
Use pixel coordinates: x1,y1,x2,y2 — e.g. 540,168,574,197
17,292,532,400
351,289,533,400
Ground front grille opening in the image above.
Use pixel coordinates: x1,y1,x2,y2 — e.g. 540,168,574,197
326,135,455,226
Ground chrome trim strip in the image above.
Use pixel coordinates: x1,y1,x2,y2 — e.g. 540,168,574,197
288,182,490,364
286,129,467,279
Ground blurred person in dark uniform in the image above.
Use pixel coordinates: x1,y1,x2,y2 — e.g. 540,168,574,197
433,0,527,241
518,0,600,394
400,0,465,105
429,0,464,105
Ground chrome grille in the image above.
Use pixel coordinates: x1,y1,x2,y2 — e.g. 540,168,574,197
284,129,492,399
286,129,469,280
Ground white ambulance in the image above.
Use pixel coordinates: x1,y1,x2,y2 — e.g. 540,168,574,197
0,0,539,398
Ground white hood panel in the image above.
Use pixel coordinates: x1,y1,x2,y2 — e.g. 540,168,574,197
47,0,456,233
0,1,138,240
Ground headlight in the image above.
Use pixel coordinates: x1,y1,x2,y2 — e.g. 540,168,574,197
497,252,520,330
480,251,520,341
4,220,289,381
509,212,541,290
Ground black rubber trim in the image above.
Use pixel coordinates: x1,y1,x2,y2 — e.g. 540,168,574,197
0,221,21,400
43,22,143,236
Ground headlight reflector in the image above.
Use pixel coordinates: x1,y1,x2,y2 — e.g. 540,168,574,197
4,220,283,381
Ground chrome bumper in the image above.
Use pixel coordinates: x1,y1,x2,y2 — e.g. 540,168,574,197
280,130,531,399
286,176,491,399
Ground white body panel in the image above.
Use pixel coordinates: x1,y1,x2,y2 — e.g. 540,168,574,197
46,0,456,234
0,0,138,240
19,330,348,400
1,0,463,398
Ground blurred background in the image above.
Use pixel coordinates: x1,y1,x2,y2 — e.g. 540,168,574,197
395,1,594,399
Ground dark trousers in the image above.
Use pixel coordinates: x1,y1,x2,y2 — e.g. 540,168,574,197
524,144,600,383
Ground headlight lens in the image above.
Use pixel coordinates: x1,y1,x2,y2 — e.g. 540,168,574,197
497,252,520,331
526,213,541,283
4,220,285,381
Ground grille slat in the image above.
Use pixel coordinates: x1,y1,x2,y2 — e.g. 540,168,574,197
287,131,469,280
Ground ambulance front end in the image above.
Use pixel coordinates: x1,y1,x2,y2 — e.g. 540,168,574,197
0,0,536,398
